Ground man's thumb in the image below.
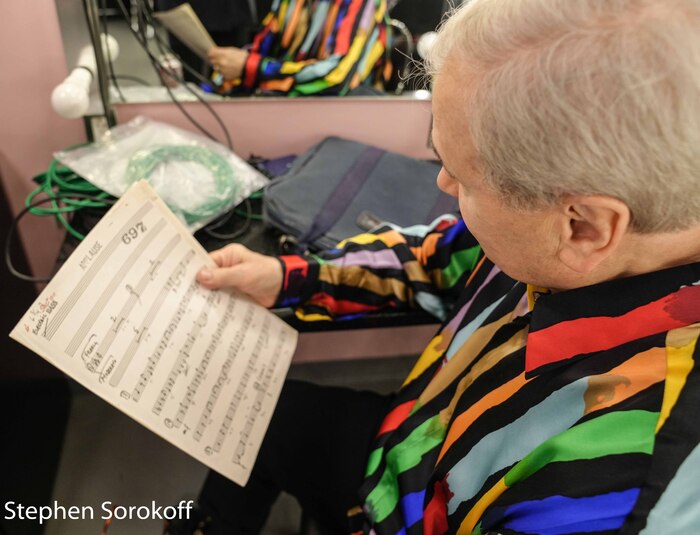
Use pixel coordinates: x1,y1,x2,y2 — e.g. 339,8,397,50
196,265,238,290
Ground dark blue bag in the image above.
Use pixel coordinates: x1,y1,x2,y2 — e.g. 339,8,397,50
263,137,458,252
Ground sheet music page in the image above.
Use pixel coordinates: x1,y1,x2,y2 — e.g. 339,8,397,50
10,181,298,486
153,3,216,60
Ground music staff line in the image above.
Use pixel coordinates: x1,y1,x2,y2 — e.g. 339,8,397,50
132,273,198,402
167,291,217,427
108,246,194,390
192,302,250,442
212,310,256,453
233,321,282,468
89,233,181,373
173,297,236,430
65,217,168,357
153,291,216,415
45,202,154,342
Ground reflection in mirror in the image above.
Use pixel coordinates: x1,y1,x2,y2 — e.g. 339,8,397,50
56,0,449,104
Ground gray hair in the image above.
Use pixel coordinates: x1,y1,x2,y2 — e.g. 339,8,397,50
426,0,700,233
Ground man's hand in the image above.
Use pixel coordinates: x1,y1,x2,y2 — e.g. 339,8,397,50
196,244,283,308
208,46,248,80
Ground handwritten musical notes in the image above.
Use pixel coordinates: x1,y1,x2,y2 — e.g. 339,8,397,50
10,181,298,486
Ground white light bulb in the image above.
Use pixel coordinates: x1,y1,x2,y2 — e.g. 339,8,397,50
51,69,93,118
51,33,120,119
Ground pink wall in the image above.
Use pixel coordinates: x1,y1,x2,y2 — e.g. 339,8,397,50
0,1,86,282
115,97,435,161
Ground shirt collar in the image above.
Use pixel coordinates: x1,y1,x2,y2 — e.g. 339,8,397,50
526,284,550,310
525,261,700,376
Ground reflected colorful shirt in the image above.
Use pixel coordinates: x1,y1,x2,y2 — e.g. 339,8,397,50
239,0,392,95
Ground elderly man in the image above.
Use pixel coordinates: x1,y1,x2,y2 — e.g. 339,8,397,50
180,0,700,533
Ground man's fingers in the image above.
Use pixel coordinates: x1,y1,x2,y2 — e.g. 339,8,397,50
198,245,255,289
209,244,248,268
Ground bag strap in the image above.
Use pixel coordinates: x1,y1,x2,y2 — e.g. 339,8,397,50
297,145,384,251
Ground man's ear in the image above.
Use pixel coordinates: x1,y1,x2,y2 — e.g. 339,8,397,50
556,196,631,274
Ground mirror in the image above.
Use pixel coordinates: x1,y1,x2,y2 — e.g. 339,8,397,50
55,0,449,104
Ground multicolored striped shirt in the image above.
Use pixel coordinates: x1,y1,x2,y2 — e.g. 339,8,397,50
237,0,392,95
275,216,700,534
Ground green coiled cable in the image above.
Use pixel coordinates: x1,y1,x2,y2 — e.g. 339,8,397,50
124,145,238,226
26,158,113,241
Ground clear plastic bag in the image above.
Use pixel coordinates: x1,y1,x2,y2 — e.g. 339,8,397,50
56,116,268,232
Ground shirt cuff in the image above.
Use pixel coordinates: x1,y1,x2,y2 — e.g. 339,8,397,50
242,51,262,89
273,255,320,308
